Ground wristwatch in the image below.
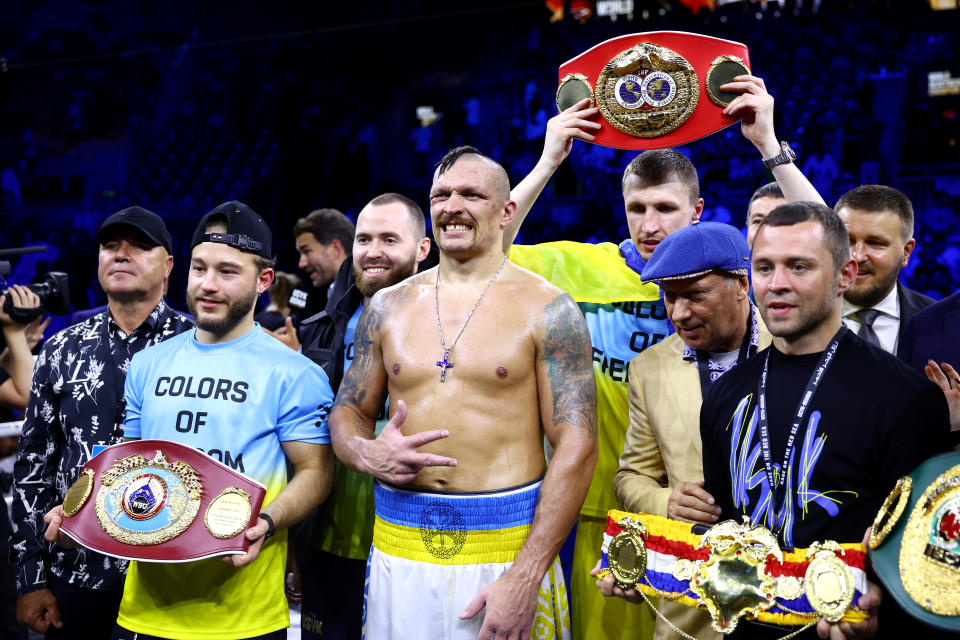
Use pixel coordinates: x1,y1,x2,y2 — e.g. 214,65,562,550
258,512,276,540
762,141,797,169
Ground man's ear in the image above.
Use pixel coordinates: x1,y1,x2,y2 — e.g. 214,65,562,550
500,200,517,229
258,268,275,295
901,237,916,269
415,237,431,265
837,258,857,295
692,197,705,222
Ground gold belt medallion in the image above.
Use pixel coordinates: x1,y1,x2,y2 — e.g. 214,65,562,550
900,462,960,616
595,42,698,138
95,450,203,546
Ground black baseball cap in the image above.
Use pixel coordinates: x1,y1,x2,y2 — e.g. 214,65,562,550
190,201,273,259
96,206,173,253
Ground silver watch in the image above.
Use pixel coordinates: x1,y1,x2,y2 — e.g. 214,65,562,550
762,141,797,169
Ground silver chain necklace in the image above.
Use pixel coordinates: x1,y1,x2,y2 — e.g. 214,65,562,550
434,256,508,382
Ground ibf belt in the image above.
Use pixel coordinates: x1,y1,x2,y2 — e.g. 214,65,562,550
597,510,869,635
869,452,960,633
557,32,750,150
59,439,266,562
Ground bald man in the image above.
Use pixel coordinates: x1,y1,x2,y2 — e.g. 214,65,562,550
329,146,597,640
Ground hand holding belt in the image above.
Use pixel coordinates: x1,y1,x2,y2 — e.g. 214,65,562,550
596,510,869,635
60,439,266,562
557,32,751,150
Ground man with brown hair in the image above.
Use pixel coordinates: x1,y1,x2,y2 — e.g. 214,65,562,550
700,201,950,638
294,208,355,296
834,184,933,355
506,75,824,639
292,192,431,639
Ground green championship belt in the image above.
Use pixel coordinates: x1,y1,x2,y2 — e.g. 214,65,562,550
869,451,960,633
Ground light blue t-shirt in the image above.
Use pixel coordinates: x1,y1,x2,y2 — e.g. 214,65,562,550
120,324,333,639
124,324,332,493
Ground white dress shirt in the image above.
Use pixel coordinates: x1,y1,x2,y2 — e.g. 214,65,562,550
842,285,901,354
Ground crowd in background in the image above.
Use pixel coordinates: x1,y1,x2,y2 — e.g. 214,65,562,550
1,0,958,319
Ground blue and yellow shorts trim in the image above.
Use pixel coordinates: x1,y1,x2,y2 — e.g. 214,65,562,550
372,479,541,565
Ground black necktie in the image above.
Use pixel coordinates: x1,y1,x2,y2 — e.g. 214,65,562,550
856,308,882,348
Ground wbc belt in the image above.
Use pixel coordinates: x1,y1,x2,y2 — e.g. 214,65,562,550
557,32,751,150
597,510,869,635
59,440,266,562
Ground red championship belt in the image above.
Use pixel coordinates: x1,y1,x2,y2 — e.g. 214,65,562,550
557,32,751,150
59,440,266,562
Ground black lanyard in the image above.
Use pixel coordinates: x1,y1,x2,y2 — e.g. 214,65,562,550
756,326,847,532
694,306,755,393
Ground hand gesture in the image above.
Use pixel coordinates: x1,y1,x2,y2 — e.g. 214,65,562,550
24,314,51,350
720,75,780,158
924,360,960,432
460,568,540,640
358,400,458,484
264,316,300,352
667,481,721,525
540,98,600,170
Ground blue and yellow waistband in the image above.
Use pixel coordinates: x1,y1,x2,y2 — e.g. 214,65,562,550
372,480,541,565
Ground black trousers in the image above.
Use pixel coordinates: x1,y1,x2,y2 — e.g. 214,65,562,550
0,542,25,640
300,550,365,640
45,574,121,640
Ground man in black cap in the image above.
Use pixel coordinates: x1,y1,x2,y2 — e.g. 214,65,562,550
40,201,334,640
12,206,192,638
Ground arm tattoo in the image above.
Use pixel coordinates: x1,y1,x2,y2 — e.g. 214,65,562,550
540,293,597,438
332,293,387,413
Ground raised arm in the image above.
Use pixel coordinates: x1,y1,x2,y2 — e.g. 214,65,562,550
462,291,597,639
328,288,456,483
504,99,601,252
723,74,825,205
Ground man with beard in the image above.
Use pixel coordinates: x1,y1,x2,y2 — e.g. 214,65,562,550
699,202,950,638
835,185,933,355
13,206,191,639
293,192,431,639
45,201,335,639
329,147,597,640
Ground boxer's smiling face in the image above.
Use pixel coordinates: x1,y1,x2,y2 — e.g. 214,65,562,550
429,156,512,259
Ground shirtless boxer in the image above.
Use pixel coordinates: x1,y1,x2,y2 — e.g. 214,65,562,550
329,147,598,640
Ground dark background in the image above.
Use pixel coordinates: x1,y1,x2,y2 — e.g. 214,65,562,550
1,0,958,326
